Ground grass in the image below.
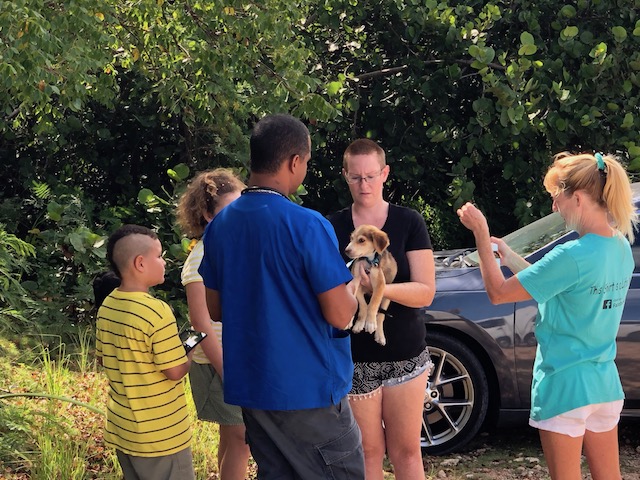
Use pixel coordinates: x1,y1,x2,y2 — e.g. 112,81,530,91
2,330,637,480
0,330,225,480
0,329,548,480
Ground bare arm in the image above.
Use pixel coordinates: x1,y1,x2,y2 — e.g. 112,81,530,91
162,358,191,381
185,281,223,375
385,249,436,308
318,282,358,329
491,236,531,273
458,203,532,304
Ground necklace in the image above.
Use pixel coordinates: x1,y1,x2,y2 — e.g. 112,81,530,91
241,186,290,200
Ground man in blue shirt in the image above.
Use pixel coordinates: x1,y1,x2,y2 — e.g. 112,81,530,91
199,114,364,479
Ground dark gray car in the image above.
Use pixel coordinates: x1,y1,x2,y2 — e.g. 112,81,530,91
421,182,640,455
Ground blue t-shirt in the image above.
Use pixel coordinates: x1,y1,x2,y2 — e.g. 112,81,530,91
518,233,633,421
199,191,354,410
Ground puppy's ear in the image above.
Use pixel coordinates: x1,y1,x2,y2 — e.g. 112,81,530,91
373,230,390,253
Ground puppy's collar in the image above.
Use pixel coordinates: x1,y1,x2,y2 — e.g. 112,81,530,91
359,252,381,267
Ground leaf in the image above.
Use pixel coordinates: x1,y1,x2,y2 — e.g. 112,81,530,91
628,145,640,158
520,31,535,45
629,156,640,171
518,44,537,56
589,42,607,60
168,244,183,259
326,81,342,96
172,163,190,181
622,113,634,129
480,47,496,64
70,98,82,112
137,188,156,205
612,26,627,43
181,238,193,253
69,233,85,253
561,26,579,40
32,181,51,199
47,201,63,222
560,5,577,18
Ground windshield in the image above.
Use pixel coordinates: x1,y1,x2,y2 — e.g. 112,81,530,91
465,211,571,267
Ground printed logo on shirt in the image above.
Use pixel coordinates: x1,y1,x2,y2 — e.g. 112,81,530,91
602,298,625,310
589,278,631,296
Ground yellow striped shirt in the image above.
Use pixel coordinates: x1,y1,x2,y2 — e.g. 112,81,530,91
96,290,191,457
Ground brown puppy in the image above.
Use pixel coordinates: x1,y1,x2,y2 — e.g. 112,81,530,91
345,225,398,346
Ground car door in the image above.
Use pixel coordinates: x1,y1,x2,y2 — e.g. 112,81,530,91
616,237,640,407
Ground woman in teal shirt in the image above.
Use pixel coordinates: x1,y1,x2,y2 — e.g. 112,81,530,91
457,152,637,480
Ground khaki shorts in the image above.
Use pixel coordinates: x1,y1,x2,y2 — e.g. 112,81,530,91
529,400,623,437
189,362,244,425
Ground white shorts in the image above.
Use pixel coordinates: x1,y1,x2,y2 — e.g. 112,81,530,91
529,400,623,438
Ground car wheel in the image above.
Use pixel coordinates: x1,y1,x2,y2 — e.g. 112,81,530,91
421,330,490,455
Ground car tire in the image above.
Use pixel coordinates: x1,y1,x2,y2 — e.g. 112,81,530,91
421,330,490,455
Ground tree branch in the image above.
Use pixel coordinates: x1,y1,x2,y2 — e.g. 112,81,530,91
352,57,505,82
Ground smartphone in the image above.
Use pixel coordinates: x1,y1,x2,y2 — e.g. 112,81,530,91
179,329,207,354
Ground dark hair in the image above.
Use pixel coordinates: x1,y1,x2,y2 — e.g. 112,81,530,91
250,114,310,174
106,224,158,277
92,270,121,309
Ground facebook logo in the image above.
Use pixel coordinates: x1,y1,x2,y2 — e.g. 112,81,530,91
603,299,613,309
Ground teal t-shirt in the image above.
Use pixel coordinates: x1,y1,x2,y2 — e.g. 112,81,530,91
517,233,633,421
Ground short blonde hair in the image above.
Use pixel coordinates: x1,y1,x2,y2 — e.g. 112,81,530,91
543,152,638,242
175,168,245,238
343,139,386,171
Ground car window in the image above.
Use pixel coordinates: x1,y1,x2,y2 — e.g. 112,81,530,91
464,182,640,268
466,212,570,266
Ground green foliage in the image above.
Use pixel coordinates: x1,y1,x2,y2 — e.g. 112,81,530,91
302,0,640,240
0,225,37,333
400,195,459,250
19,184,112,333
2,0,640,335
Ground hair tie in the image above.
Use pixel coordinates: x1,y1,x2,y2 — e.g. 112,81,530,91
595,152,605,171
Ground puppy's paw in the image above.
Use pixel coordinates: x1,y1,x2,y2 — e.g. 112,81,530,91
345,319,354,330
351,319,366,333
374,330,387,346
364,311,378,333
364,319,377,334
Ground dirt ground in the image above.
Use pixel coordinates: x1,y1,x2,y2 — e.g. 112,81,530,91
421,418,640,479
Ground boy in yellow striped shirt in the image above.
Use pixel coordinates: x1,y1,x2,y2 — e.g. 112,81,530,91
96,224,195,480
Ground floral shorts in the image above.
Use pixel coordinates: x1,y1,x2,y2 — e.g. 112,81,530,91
349,346,433,400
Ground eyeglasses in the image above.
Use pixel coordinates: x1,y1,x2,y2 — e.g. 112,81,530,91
344,169,384,184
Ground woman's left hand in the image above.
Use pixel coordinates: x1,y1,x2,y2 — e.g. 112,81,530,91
457,202,489,235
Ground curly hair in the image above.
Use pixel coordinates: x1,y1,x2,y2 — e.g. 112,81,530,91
175,168,246,238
